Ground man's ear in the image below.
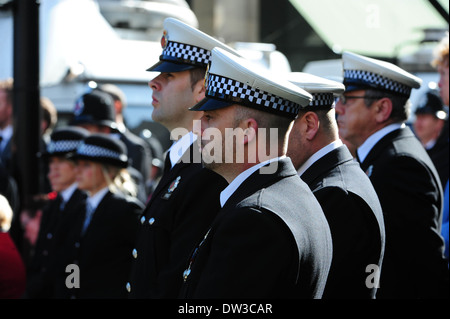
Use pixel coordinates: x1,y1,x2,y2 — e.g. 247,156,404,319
242,118,258,145
303,111,320,141
373,98,393,123
193,79,206,103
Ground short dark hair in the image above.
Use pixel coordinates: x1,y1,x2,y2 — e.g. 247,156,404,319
234,106,293,144
297,108,338,139
364,89,410,122
189,67,207,91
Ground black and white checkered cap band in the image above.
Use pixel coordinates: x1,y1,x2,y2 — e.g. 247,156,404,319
309,93,335,107
77,143,122,161
161,41,211,67
206,73,301,117
47,140,81,154
344,69,411,96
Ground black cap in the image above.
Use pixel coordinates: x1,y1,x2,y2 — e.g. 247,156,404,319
40,126,89,158
415,90,449,120
70,133,128,168
70,90,119,131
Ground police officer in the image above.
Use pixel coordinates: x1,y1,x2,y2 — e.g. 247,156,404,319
180,47,332,298
70,90,147,204
127,18,238,298
336,51,448,299
66,133,143,298
413,89,448,189
26,126,89,298
287,72,385,299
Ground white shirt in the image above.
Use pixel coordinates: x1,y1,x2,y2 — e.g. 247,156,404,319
220,156,285,207
357,123,405,163
424,138,437,150
59,182,79,206
168,131,197,169
297,140,343,177
86,187,109,211
0,125,13,152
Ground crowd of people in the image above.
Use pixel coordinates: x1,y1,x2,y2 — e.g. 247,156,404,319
0,17,448,300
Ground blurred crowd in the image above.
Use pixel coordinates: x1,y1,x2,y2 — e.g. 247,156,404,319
0,82,165,298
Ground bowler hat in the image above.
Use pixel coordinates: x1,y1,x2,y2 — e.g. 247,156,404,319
70,133,128,168
40,126,89,158
415,89,449,120
70,91,119,131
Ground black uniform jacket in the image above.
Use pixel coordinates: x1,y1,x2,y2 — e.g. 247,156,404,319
427,120,449,189
64,191,143,299
180,157,333,299
26,189,87,298
128,144,228,298
301,145,386,299
358,126,448,299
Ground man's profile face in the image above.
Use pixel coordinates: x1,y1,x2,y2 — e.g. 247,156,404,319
197,105,246,171
149,70,199,130
335,90,376,148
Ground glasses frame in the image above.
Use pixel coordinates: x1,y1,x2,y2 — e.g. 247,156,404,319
337,95,383,105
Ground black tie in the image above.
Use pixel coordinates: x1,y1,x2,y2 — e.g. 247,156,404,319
163,151,171,175
55,194,63,212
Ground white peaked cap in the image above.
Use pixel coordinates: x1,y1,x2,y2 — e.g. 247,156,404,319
147,18,240,72
288,72,345,108
342,51,422,97
191,47,312,119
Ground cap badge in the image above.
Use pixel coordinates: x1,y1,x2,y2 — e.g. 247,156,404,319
161,30,168,49
162,176,181,200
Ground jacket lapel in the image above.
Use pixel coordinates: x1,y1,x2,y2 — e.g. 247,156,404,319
222,158,297,210
300,145,354,186
81,191,112,238
147,143,199,206
359,126,413,171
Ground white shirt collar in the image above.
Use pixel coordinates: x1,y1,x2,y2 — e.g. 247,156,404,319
297,140,343,177
168,131,197,169
110,133,121,140
87,187,109,210
220,156,285,207
424,138,437,150
357,123,405,163
0,125,13,140
59,182,78,204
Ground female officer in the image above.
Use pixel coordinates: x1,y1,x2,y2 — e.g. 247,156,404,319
67,133,144,298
